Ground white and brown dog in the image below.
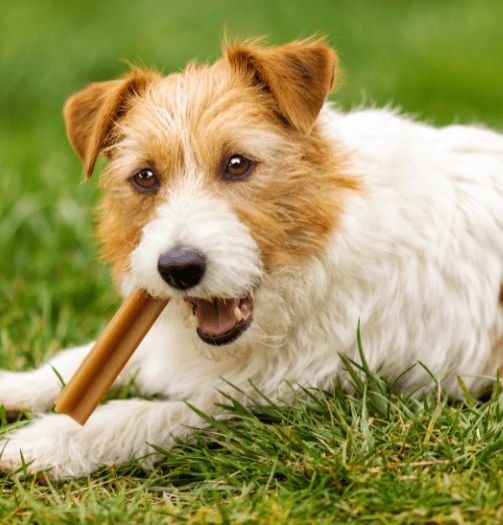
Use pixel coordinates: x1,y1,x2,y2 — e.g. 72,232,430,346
1,37,503,479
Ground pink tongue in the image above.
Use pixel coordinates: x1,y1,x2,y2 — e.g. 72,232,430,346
192,298,240,336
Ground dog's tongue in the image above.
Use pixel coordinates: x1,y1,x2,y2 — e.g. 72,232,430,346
190,297,240,336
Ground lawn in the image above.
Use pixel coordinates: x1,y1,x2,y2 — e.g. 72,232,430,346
1,0,503,523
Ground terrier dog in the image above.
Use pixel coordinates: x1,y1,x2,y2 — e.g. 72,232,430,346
1,37,503,479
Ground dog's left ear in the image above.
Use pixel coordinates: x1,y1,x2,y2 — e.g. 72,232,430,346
226,37,338,133
64,68,160,178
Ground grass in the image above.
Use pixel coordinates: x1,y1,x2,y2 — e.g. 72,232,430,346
3,350,503,524
1,0,503,523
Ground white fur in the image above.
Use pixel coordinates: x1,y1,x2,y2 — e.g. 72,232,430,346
1,105,502,479
122,193,263,300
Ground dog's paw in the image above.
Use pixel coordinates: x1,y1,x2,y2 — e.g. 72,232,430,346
0,414,85,478
0,399,192,479
0,412,137,479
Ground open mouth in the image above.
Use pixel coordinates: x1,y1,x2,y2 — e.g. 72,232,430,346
184,294,254,346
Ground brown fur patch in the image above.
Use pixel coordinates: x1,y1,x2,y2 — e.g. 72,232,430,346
220,124,357,269
96,182,160,282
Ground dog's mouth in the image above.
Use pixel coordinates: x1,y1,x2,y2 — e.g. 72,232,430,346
184,294,254,346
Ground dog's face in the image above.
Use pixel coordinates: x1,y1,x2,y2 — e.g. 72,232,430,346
64,38,358,346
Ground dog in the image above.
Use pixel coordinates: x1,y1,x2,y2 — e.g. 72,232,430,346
1,37,502,480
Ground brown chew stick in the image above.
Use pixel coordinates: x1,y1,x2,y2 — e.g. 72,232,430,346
55,288,169,425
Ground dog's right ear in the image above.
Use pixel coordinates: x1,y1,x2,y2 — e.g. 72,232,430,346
64,68,159,178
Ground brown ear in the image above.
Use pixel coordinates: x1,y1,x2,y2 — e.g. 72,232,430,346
226,37,338,133
64,68,160,178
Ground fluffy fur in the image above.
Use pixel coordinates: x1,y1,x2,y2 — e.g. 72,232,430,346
1,37,502,479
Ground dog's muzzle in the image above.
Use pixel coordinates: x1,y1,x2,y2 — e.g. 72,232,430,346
157,245,254,346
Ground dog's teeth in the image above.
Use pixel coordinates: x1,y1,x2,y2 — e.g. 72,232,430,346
234,307,244,322
192,315,199,328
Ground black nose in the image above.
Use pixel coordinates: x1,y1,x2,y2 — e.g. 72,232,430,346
157,245,206,290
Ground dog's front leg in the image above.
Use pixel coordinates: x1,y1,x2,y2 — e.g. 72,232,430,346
0,319,161,415
0,343,97,415
0,396,215,479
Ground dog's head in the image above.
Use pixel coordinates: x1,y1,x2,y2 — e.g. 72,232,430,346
64,37,357,347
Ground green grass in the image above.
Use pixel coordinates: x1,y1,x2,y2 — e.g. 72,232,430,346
3,353,503,524
1,0,503,523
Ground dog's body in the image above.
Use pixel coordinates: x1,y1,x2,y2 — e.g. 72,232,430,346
1,38,503,479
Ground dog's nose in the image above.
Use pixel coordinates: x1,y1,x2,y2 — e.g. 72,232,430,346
157,245,206,290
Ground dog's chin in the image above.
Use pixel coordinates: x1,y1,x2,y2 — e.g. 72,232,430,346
185,293,254,347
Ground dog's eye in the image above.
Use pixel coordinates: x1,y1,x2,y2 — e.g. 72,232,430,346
220,154,256,181
130,169,160,193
